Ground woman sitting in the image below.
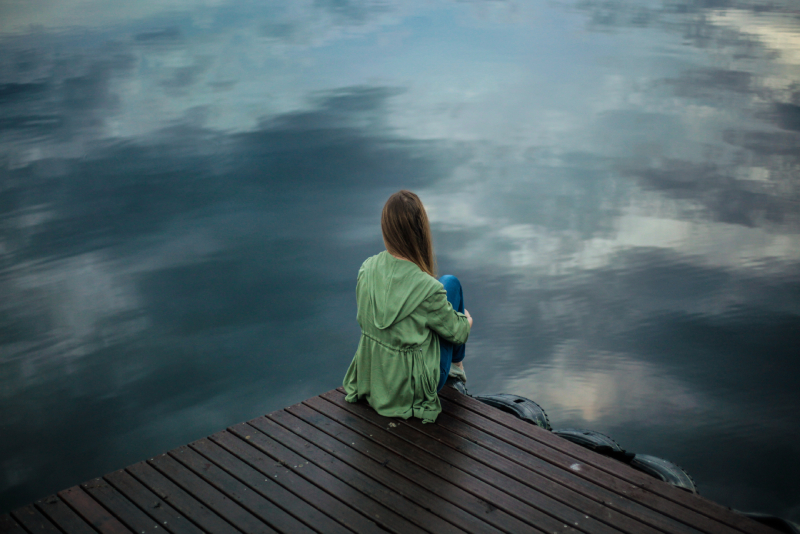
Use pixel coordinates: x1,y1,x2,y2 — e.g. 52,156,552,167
343,190,472,423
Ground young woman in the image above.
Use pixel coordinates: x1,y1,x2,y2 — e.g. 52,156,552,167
342,190,472,423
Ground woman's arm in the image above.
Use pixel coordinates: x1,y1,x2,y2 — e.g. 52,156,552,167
424,288,471,345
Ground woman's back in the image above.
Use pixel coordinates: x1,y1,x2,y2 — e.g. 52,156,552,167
356,251,442,349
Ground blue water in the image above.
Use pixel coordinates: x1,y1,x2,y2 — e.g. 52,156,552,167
1,0,798,520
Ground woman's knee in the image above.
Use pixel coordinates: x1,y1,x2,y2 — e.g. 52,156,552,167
438,274,463,311
439,274,461,292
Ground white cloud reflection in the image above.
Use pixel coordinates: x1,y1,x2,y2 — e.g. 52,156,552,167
1,0,232,33
710,9,800,66
503,341,703,426
2,253,149,365
429,195,800,275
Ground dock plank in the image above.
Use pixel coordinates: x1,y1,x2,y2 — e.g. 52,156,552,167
268,406,500,532
127,461,236,534
168,444,316,534
318,391,666,534
81,478,164,534
438,387,776,534
405,409,694,534
190,436,362,534
233,418,432,534
57,486,133,534
431,404,704,534
273,405,548,534
291,399,584,534
265,407,513,534
82,477,165,534
104,469,204,534
35,494,96,534
11,505,61,534
208,430,389,534
438,390,746,534
148,452,277,534
0,515,26,534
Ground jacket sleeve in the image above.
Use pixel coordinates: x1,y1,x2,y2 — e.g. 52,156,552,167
423,287,471,345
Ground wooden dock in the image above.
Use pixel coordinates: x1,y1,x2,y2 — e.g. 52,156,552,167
1,387,778,534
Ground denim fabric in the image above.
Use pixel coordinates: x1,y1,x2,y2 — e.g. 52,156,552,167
437,274,466,391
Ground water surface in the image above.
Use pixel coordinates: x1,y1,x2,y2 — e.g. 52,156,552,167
1,0,798,520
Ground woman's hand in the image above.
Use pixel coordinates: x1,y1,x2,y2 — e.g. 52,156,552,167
465,309,473,328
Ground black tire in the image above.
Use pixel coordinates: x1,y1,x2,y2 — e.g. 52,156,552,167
474,393,551,430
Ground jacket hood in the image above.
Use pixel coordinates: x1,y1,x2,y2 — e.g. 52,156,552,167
359,251,441,330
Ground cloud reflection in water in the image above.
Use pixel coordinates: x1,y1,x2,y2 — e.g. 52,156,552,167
504,342,703,425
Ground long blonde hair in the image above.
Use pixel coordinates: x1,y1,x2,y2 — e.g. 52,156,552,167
381,190,437,277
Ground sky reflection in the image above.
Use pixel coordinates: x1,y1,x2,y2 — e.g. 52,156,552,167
1,0,798,521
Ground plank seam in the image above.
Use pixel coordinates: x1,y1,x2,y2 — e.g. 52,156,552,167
424,400,705,534
171,445,318,533
145,455,254,534
319,392,674,534
256,412,446,534
123,465,235,534
82,478,169,534
437,395,731,534
330,387,727,534
302,398,549,534
307,396,608,534
238,418,428,534
438,389,770,534
12,505,65,534
102,472,190,534
288,403,508,534
8,513,31,534
165,449,287,534
208,430,385,533
190,434,364,534
38,492,101,534
0,515,29,534
288,402,548,534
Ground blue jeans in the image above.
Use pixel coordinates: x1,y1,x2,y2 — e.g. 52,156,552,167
437,275,466,391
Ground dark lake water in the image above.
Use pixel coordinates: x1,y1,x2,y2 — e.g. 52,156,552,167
1,0,799,520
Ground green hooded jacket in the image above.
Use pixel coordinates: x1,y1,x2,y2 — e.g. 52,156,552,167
343,251,471,423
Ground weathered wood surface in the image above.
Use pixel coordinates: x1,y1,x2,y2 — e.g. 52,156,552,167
1,388,779,534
